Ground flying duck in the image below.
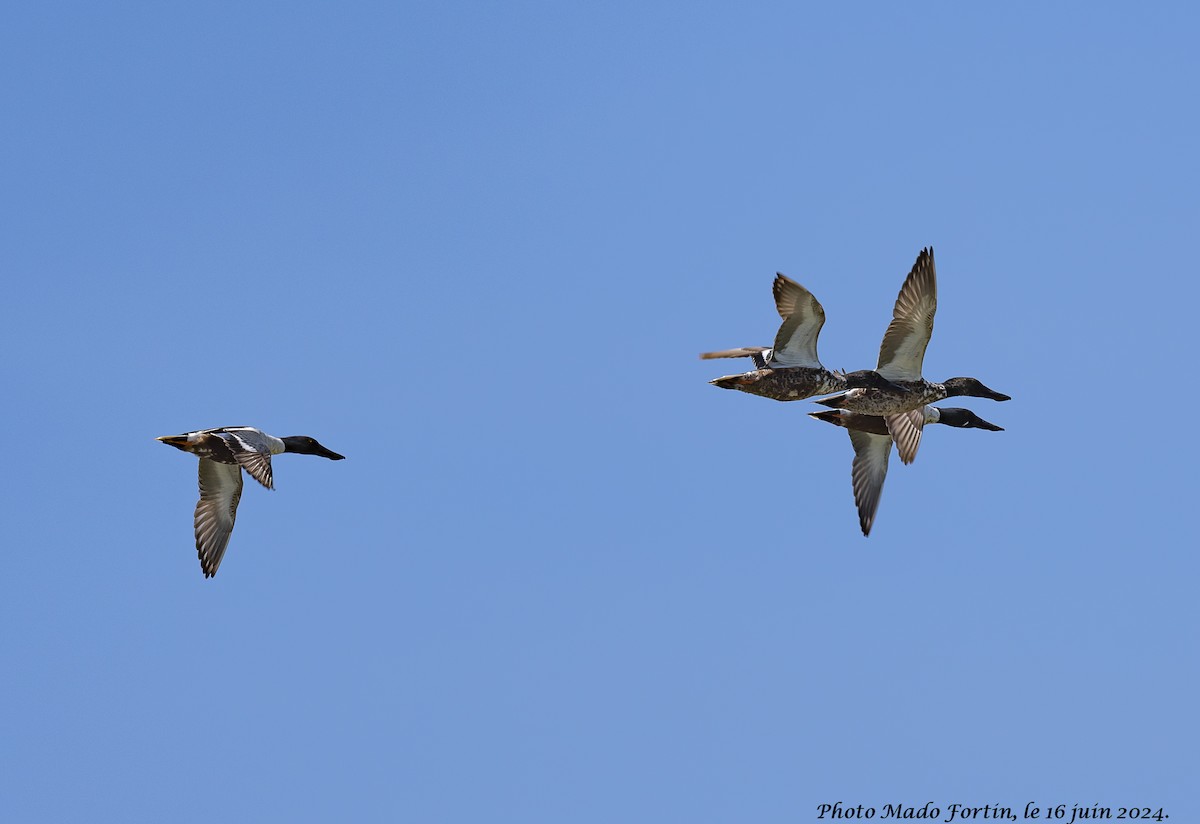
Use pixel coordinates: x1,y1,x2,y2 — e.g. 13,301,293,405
157,426,345,578
701,273,905,401
814,248,1010,463
810,407,1003,536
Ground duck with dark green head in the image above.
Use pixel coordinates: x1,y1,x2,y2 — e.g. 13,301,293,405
813,247,1010,463
157,426,344,578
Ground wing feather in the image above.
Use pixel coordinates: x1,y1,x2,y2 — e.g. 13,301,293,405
885,408,926,465
848,430,892,537
876,248,937,381
698,347,770,360
213,430,275,489
194,459,243,578
770,274,826,368
234,451,274,489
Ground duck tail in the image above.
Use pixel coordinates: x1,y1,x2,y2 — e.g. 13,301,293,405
808,410,846,427
814,394,849,409
709,374,753,391
156,435,192,451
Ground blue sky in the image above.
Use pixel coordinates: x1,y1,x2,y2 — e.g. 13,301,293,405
2,3,1196,821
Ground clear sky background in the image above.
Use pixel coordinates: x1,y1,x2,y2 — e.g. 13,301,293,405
2,3,1196,822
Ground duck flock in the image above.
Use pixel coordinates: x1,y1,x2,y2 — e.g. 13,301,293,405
701,247,1010,536
157,246,1005,578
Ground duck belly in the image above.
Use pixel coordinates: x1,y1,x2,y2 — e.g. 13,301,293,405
837,382,944,415
711,367,843,401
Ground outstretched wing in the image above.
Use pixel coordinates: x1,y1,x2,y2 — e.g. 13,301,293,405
770,274,826,368
194,459,244,578
885,407,926,465
877,248,937,381
848,430,892,537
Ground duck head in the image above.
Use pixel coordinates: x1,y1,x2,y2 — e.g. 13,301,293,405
942,377,1011,402
281,436,346,460
933,407,1005,431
